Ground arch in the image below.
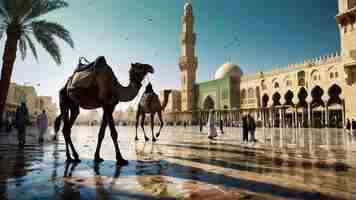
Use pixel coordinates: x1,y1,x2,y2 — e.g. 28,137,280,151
203,96,215,110
272,92,281,106
328,84,342,106
311,86,324,108
262,94,269,108
310,69,321,82
284,90,294,106
297,87,308,108
327,84,343,128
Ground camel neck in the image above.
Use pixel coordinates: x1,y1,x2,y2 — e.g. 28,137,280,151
115,80,142,102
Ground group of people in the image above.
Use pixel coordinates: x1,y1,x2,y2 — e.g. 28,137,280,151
203,110,257,142
1,102,48,147
242,114,257,143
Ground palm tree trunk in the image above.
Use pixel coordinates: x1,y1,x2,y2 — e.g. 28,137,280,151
0,31,20,117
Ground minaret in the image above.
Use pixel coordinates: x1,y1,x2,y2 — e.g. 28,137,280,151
179,2,197,112
336,0,356,59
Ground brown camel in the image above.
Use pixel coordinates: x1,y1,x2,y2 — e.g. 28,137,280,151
135,83,171,142
54,56,154,165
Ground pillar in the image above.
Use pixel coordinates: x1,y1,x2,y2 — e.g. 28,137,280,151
279,108,282,128
308,103,311,128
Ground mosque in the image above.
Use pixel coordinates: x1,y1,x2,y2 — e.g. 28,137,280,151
161,0,356,128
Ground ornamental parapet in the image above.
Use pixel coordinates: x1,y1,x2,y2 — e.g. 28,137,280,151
241,52,341,81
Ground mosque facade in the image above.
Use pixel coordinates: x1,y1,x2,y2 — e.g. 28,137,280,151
161,0,356,128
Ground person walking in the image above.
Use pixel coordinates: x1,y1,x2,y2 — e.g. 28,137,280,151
207,110,217,139
199,118,203,132
15,102,29,147
37,110,48,143
219,119,224,134
242,116,249,143
248,114,257,142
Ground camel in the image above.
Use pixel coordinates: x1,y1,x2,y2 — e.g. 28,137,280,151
135,83,171,142
54,56,154,165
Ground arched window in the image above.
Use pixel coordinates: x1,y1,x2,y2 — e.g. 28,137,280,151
274,82,280,89
297,71,306,86
241,89,246,99
261,80,267,90
248,88,254,98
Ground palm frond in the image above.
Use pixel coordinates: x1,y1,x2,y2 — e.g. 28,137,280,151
32,26,61,65
23,0,68,23
24,33,38,60
32,20,73,48
2,0,32,23
18,34,28,60
0,3,10,24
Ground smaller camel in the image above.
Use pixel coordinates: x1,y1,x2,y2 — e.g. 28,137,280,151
135,83,171,142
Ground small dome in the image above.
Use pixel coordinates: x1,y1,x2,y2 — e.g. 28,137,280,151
184,3,192,10
214,62,242,80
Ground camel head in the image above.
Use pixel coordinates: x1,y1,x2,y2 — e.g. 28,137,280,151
129,63,154,85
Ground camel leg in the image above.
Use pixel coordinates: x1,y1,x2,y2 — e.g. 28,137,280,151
67,105,80,162
94,112,107,162
62,108,73,162
151,113,156,142
156,111,164,138
106,106,128,166
135,106,141,141
141,114,149,141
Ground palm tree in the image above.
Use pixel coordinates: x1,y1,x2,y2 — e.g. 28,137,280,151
0,0,74,116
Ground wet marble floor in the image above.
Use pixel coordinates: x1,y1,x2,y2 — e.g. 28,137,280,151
0,126,356,199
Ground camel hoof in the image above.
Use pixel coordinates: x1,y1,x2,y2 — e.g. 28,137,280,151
156,133,160,138
66,158,74,163
144,137,149,142
94,157,104,163
117,158,129,166
74,158,81,163
135,137,139,141
152,138,157,142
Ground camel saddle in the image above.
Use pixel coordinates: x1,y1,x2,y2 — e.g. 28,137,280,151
75,56,109,73
68,56,114,93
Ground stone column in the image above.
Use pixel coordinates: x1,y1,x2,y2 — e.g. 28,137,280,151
279,108,282,128
308,103,311,128
325,103,329,128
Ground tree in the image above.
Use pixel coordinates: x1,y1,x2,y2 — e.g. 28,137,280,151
0,0,74,116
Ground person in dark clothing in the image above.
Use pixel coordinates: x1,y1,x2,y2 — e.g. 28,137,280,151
15,103,29,147
242,116,249,142
247,114,257,142
199,118,203,132
184,121,187,128
346,119,351,131
219,119,224,134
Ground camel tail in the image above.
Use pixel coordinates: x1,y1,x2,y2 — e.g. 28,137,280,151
54,115,62,134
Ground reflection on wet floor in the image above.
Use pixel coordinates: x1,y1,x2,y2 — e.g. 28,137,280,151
0,126,356,199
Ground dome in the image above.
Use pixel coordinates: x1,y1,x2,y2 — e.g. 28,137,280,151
214,62,242,80
184,3,192,10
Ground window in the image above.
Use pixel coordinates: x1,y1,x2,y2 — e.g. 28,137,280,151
297,71,306,86
248,88,254,98
335,72,339,78
286,80,292,87
330,72,334,79
261,80,267,90
274,82,279,89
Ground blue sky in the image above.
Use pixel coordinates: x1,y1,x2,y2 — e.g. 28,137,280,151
1,0,340,110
